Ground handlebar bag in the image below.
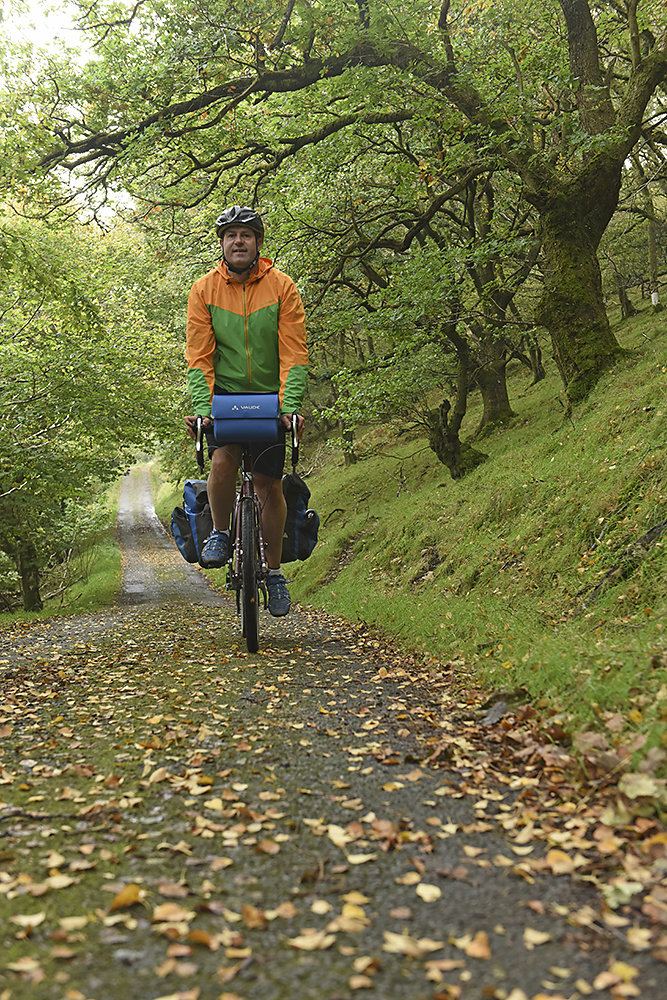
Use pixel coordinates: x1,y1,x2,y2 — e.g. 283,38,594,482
211,393,280,444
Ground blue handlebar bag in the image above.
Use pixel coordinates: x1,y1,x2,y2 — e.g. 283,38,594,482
211,393,280,443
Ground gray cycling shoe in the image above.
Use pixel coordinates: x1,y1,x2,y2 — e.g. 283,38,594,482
200,529,229,568
266,573,291,616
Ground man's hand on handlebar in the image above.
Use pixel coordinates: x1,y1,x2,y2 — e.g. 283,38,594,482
281,413,305,441
184,415,212,440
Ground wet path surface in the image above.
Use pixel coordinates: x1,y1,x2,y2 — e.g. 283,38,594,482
0,468,664,999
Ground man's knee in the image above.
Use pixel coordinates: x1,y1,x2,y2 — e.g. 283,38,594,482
255,473,284,505
210,446,240,478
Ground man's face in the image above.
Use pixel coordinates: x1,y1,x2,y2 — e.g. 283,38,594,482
221,226,261,271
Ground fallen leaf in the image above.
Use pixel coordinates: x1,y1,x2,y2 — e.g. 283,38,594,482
382,931,443,957
465,930,491,959
152,903,196,923
10,912,46,929
256,839,280,855
416,883,442,902
287,930,336,951
349,975,373,989
524,927,552,949
109,883,145,912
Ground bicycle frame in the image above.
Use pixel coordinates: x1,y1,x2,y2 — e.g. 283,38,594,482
228,445,270,609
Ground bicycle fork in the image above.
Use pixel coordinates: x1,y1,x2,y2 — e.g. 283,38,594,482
228,473,270,607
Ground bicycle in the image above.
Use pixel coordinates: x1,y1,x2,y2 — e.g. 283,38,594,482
194,407,299,654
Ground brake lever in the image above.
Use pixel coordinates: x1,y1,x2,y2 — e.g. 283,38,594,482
195,416,204,471
291,413,299,470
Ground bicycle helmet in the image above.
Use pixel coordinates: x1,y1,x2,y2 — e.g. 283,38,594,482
215,205,265,239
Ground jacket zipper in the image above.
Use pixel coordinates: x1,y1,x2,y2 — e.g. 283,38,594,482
242,283,251,385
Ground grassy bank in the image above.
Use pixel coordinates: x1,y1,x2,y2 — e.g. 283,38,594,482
0,483,123,626
286,310,666,762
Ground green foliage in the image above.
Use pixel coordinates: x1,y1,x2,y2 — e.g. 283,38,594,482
0,214,183,606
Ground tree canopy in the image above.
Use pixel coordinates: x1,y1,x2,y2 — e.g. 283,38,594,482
5,0,665,403
0,1,665,606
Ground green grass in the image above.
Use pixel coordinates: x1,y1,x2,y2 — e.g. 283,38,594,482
286,308,666,760
151,459,182,525
0,484,124,626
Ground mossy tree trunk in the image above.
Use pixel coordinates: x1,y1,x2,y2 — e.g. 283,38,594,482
427,329,488,480
474,358,515,433
616,273,637,319
16,540,43,611
533,157,625,404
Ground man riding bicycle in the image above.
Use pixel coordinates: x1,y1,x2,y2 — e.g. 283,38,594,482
184,206,309,617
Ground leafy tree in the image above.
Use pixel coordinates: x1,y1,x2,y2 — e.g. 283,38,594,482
6,0,664,406
0,216,182,609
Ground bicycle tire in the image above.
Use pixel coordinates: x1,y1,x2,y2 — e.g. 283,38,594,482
240,497,260,653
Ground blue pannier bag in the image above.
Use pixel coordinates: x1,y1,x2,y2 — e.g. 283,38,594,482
281,472,319,562
170,479,214,565
212,392,280,444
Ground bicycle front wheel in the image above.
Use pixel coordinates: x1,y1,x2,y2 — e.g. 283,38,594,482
240,497,260,653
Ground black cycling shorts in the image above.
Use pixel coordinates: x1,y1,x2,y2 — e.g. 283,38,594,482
206,387,286,480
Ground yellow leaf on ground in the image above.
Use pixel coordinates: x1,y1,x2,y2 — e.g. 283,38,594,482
59,916,89,932
327,824,355,847
10,912,46,929
524,927,552,948
349,976,373,989
241,904,266,928
395,871,421,885
545,849,576,874
382,931,443,957
152,903,196,924
353,956,381,974
343,891,371,904
256,839,280,855
416,883,442,902
109,883,144,912
465,930,491,959
187,929,219,949
287,930,335,951
6,957,43,973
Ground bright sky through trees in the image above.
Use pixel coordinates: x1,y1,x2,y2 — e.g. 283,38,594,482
4,0,87,54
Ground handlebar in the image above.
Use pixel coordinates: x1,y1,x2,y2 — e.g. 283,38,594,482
194,412,299,472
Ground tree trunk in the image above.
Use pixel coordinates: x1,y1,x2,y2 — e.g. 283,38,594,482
647,209,662,312
427,332,487,479
527,335,546,383
428,400,488,479
616,273,637,319
338,419,356,466
475,362,515,434
536,193,624,403
16,541,43,611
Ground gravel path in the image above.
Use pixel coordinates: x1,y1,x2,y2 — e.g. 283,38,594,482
0,467,664,1000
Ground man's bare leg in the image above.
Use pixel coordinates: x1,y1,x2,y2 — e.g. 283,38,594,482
254,473,287,569
207,445,241,531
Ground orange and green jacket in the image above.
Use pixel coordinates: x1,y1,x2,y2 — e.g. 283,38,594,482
186,257,309,417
